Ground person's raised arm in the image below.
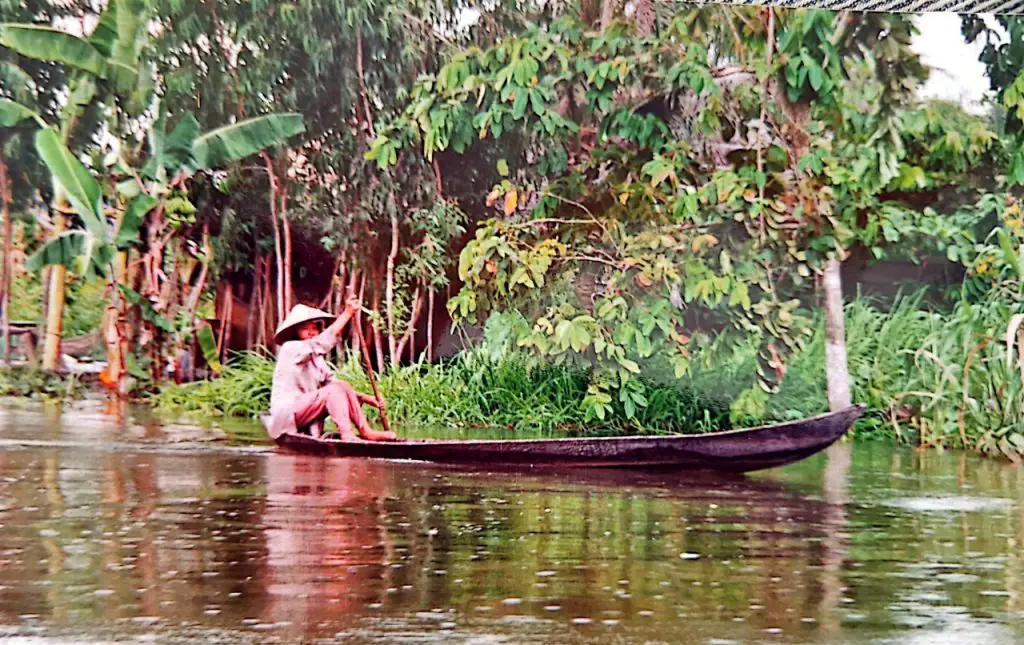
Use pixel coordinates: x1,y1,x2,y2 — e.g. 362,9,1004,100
305,297,361,357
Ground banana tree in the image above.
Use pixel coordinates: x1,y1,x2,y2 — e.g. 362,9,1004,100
23,107,304,390
2,0,153,370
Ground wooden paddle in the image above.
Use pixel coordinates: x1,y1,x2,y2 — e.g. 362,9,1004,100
349,300,393,436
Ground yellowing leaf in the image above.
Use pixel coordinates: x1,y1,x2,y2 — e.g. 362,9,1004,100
691,234,719,252
504,190,518,215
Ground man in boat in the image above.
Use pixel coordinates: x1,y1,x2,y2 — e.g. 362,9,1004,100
266,299,398,442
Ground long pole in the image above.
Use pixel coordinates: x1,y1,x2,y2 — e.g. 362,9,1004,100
349,297,392,435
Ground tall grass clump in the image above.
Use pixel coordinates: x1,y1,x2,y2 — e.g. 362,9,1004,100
896,294,1024,460
769,292,934,431
154,351,274,418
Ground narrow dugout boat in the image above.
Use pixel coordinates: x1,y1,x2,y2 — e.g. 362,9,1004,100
269,404,865,473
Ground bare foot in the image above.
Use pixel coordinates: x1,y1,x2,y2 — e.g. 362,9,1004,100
338,431,362,442
359,427,399,442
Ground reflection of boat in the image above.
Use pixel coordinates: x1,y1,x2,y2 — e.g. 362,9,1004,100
272,405,865,473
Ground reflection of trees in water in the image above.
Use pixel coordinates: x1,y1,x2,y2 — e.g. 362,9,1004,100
415,469,844,630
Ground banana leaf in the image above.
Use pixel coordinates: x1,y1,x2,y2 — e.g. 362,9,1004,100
24,230,114,278
191,113,305,170
197,322,222,375
34,127,107,240
0,98,38,127
0,24,107,78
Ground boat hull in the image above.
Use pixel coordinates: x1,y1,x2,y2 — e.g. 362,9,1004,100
271,405,865,473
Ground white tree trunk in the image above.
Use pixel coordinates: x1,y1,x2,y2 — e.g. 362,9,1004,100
823,257,851,411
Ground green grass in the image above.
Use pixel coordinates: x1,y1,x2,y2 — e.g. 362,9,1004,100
154,347,736,437
0,368,90,400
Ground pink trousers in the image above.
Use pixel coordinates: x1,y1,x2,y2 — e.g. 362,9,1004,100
291,379,369,438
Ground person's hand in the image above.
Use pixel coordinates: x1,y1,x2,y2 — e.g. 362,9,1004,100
344,296,361,315
377,398,387,414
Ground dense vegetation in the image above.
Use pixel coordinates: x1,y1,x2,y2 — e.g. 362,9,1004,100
2,2,1024,459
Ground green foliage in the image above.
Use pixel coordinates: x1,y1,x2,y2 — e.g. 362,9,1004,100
371,8,985,423
0,368,87,399
0,98,38,127
196,323,221,375
0,24,108,77
190,113,306,170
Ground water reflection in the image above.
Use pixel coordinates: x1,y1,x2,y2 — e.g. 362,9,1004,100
0,402,1022,643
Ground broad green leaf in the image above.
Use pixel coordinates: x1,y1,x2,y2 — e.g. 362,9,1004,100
165,113,201,169
0,61,35,104
24,230,112,277
618,358,640,374
191,113,305,170
197,322,222,375
34,127,106,238
998,229,1019,276
0,98,38,127
25,230,89,272
0,24,107,78
496,158,509,177
566,320,591,352
808,62,823,92
127,61,155,117
87,0,119,56
111,0,148,69
116,195,158,248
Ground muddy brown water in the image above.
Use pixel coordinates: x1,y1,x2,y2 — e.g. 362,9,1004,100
0,400,1022,644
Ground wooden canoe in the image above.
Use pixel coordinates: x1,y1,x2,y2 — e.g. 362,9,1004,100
270,404,865,473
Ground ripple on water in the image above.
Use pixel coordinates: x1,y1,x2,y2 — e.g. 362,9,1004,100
882,496,1015,513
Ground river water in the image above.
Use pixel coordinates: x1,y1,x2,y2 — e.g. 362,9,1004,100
0,400,1022,644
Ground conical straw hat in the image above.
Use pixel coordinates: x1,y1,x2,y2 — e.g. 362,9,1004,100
274,304,334,345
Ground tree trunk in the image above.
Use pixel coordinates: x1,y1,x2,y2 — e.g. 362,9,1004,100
247,259,259,348
356,28,376,138
599,0,621,32
632,0,655,36
386,212,399,366
395,287,424,362
0,154,10,366
42,213,67,372
105,204,131,395
223,285,233,361
281,188,293,313
823,257,851,411
426,288,435,363
183,223,211,324
256,254,268,349
262,153,285,324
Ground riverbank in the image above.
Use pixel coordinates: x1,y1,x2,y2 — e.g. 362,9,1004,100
4,293,1022,460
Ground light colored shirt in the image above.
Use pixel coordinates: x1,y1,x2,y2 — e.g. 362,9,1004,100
266,323,340,438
